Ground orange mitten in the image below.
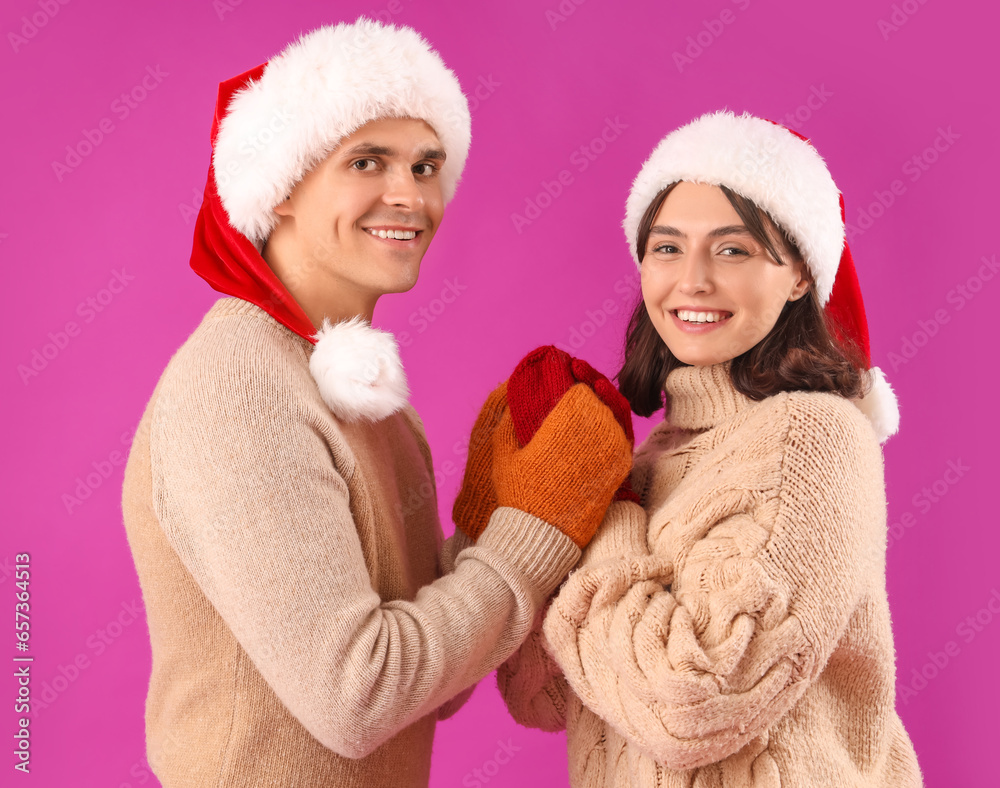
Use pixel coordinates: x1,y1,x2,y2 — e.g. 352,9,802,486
452,381,508,541
506,346,640,503
492,384,632,548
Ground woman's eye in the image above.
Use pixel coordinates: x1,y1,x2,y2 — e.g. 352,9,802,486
652,243,679,254
720,246,749,257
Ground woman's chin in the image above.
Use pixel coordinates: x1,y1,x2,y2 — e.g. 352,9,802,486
667,344,738,368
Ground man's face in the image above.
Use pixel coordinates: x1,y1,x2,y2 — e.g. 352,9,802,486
271,117,446,301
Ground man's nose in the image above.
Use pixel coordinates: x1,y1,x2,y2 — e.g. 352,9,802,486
382,168,424,210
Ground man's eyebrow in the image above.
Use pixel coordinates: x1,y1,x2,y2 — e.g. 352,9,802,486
340,143,446,161
342,143,395,157
649,224,751,238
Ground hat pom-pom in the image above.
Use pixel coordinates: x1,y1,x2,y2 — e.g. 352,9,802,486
853,367,899,444
309,317,409,422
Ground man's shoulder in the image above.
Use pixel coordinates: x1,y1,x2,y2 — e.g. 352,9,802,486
180,296,308,356
156,297,314,413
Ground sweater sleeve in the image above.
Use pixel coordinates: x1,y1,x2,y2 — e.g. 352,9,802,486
542,395,886,770
496,500,651,732
150,338,580,759
434,528,478,721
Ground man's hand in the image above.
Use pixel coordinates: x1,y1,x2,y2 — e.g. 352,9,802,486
452,381,507,542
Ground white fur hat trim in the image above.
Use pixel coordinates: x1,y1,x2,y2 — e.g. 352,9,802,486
624,110,844,305
309,317,409,422
213,18,471,249
853,366,900,444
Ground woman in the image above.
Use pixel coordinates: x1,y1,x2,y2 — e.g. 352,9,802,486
495,111,923,786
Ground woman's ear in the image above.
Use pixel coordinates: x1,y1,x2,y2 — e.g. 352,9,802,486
788,259,812,302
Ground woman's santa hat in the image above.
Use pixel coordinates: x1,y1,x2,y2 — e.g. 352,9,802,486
623,110,900,443
189,19,471,422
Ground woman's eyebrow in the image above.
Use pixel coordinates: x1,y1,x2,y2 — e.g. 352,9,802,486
649,224,751,238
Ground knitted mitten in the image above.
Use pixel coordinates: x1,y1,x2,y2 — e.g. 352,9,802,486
492,383,633,548
452,381,507,541
506,346,640,504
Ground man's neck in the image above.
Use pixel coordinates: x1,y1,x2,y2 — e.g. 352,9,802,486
262,243,377,330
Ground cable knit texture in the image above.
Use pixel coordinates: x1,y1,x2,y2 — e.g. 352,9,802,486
121,297,580,787
500,362,922,786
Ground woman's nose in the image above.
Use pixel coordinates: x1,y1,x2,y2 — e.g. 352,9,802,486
676,249,714,296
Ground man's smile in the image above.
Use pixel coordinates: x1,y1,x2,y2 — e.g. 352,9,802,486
363,226,420,241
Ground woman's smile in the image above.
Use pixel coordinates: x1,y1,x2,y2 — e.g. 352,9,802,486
669,307,734,333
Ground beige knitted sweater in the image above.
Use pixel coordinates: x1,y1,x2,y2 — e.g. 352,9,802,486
121,298,581,787
499,363,923,786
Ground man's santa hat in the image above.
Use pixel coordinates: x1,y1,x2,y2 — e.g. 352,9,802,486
623,110,899,442
189,19,470,422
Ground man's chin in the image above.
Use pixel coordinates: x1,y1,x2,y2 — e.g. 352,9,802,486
379,267,422,296
383,280,419,296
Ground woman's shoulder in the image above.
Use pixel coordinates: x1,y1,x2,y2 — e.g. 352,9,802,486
733,386,873,438
745,389,883,482
781,389,879,447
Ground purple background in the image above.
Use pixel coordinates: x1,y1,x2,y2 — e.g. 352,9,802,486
4,0,997,785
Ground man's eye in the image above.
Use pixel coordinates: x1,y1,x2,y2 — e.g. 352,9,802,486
414,162,439,176
352,159,377,171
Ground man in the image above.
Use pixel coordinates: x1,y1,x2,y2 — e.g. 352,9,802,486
121,19,631,787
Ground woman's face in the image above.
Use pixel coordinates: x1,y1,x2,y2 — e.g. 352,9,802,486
640,181,810,367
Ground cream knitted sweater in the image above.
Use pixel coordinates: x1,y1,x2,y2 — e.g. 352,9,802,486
121,298,581,787
499,363,923,786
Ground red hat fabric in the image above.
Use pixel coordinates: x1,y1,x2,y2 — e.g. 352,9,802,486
190,64,319,345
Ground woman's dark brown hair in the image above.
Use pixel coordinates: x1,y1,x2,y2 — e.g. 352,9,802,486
617,182,868,417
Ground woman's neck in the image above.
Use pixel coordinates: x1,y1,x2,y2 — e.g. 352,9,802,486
664,362,756,431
